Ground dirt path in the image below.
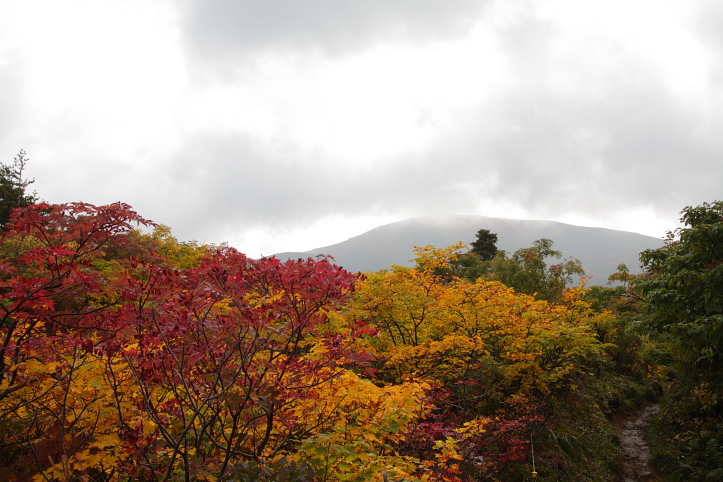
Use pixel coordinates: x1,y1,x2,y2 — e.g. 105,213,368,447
618,403,659,482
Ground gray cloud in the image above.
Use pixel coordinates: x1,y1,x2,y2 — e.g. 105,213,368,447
696,3,723,87
71,64,722,251
698,3,723,51
179,0,488,68
0,56,26,154
150,45,723,244
6,0,722,255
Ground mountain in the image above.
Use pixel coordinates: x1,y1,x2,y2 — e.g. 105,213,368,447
273,215,664,285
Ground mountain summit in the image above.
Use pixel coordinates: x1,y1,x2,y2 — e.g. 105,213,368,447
273,215,663,285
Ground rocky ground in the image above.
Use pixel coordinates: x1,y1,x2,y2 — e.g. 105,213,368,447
618,404,660,482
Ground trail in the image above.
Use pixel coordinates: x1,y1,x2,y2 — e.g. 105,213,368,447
618,403,659,482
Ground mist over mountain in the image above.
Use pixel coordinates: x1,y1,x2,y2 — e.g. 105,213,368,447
273,215,664,285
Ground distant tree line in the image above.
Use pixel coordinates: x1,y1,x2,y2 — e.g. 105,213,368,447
439,228,585,303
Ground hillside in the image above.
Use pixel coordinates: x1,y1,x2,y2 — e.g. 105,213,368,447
273,215,664,285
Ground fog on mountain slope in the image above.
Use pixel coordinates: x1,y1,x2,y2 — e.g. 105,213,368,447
273,215,664,285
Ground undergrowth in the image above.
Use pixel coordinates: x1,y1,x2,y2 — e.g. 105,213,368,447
648,363,723,482
530,367,656,481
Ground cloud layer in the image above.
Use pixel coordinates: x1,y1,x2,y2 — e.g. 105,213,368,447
1,0,721,256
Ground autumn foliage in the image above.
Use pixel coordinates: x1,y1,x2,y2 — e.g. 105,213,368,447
0,204,608,481
341,244,607,480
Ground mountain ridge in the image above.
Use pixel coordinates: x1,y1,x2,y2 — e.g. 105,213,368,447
272,215,664,285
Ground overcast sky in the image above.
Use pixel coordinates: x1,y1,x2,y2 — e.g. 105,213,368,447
1,0,721,257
